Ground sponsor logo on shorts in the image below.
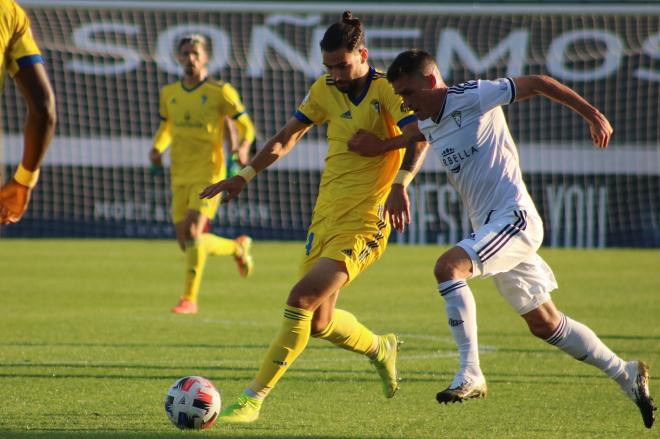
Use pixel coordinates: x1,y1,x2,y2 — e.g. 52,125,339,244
448,318,464,327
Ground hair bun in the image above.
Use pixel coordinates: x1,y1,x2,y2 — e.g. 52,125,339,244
342,10,361,28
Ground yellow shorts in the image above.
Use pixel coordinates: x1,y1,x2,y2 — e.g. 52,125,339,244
299,213,391,285
171,183,220,224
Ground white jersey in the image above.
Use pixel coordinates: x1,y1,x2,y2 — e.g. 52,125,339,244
418,78,538,228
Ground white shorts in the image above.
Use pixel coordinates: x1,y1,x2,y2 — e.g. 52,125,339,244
457,209,558,315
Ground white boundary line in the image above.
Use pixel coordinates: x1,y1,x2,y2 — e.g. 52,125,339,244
19,1,660,15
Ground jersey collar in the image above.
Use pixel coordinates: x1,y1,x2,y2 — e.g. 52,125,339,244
432,89,448,124
348,66,375,106
180,77,208,92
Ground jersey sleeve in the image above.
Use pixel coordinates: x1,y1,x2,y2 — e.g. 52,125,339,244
478,78,516,113
234,112,256,144
154,88,171,152
381,80,417,129
219,82,246,118
158,88,168,121
294,81,326,125
6,2,43,77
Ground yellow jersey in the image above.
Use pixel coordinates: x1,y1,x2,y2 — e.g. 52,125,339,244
295,67,416,222
0,0,43,90
153,78,255,186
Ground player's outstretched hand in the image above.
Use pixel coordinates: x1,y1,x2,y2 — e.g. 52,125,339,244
348,129,385,157
588,111,613,149
199,175,246,204
385,184,411,233
0,180,32,224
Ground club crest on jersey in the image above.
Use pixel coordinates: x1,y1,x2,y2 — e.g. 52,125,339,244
340,110,352,119
201,95,207,105
170,97,177,104
184,111,190,121
451,110,462,127
370,99,381,114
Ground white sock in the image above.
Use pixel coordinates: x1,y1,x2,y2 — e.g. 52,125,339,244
438,280,482,381
545,313,626,380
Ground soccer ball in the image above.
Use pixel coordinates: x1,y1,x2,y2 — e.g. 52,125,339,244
164,376,221,430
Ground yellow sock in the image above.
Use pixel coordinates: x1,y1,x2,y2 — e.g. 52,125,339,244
182,240,207,303
248,305,313,394
201,233,236,256
312,309,378,357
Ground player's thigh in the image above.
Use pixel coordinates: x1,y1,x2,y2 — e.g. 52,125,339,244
493,252,558,315
186,183,220,222
288,258,348,310
458,209,542,278
171,185,189,224
299,216,390,286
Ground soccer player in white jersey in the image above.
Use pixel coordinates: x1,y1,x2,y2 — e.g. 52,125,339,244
376,49,654,428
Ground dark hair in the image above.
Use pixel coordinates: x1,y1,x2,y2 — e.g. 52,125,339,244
177,34,207,52
387,49,437,82
319,11,365,52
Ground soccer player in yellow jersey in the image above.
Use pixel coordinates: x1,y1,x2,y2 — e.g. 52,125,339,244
200,12,427,423
151,34,256,315
0,0,56,224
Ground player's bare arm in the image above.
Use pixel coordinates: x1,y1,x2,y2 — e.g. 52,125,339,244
512,75,613,148
0,63,56,225
199,117,310,202
385,124,429,232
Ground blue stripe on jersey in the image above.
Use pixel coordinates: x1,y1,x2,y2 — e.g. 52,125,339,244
232,111,245,120
17,54,44,69
294,110,313,125
506,77,516,104
397,114,417,129
448,82,478,96
448,82,477,91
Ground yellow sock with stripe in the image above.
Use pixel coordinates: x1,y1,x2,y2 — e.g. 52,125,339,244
248,305,313,398
182,240,207,303
201,233,236,256
312,309,379,357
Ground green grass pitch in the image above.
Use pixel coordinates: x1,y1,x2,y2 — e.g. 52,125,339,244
0,240,658,438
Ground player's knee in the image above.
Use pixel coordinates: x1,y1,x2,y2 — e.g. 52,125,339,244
310,315,330,334
287,285,319,311
183,224,202,241
526,317,556,339
434,257,458,283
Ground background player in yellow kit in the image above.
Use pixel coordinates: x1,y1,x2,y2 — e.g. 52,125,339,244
0,0,56,225
150,34,256,314
200,12,426,423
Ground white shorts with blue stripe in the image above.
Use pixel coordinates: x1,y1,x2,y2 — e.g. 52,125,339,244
457,209,558,315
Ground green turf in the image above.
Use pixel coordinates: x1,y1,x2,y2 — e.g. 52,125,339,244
0,240,658,438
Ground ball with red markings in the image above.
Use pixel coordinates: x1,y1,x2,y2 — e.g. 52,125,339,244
164,376,221,430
